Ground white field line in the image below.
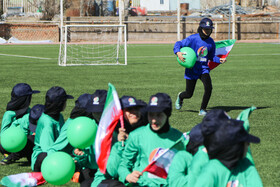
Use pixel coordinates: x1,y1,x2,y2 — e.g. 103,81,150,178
128,53,280,58
0,53,52,60
1,52,278,60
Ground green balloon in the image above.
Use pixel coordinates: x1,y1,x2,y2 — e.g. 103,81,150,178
41,152,75,185
67,116,98,149
177,47,197,68
0,126,27,152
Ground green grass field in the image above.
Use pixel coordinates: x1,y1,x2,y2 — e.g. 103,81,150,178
0,42,279,186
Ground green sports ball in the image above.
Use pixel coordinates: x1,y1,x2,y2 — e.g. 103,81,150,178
41,152,75,185
67,116,98,149
177,47,197,68
0,126,27,153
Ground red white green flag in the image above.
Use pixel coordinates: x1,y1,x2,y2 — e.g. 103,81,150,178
208,39,236,70
142,135,187,179
0,172,46,186
95,83,123,174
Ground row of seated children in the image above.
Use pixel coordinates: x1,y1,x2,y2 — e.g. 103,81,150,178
0,83,263,187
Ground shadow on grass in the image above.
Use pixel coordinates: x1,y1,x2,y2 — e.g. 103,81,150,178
179,109,198,113
177,106,270,114
209,106,270,112
18,162,31,167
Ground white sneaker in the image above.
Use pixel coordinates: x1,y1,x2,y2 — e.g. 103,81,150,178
175,92,183,110
199,109,207,116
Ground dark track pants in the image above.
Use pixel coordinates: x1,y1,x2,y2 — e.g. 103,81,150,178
179,73,212,110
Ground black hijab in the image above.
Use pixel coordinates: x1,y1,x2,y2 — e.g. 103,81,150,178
150,118,170,134
149,107,171,134
204,133,245,170
6,95,32,119
197,26,212,40
69,106,93,119
44,98,66,121
115,107,148,134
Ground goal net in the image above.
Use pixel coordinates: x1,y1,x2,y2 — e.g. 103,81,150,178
58,24,127,66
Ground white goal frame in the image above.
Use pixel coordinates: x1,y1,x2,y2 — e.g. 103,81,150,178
58,0,127,66
58,24,127,66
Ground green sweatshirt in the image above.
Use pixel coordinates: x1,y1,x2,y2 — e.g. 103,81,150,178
47,118,74,155
193,158,263,187
167,150,193,187
118,125,182,187
0,111,16,135
31,113,64,170
11,114,31,135
91,141,125,187
77,129,99,170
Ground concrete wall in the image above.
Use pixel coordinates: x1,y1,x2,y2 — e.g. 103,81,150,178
0,17,279,42
124,19,280,41
65,17,280,41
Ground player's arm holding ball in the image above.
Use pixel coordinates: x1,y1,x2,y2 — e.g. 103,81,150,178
176,52,185,62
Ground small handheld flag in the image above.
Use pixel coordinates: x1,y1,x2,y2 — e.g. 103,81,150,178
142,135,186,179
208,39,236,70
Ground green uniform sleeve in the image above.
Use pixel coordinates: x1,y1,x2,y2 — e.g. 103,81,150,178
188,146,209,186
38,120,58,152
91,141,125,187
91,169,107,187
47,119,73,155
193,160,230,187
167,150,193,187
11,114,30,135
236,106,257,164
0,111,16,135
234,158,263,187
118,133,139,183
106,141,125,178
193,166,216,187
236,106,256,132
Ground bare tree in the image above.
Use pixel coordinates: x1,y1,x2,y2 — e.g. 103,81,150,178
0,0,3,15
27,0,72,20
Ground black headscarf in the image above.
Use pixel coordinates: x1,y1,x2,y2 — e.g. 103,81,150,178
186,140,203,156
44,98,66,121
197,26,212,40
6,95,32,119
69,106,93,119
204,133,245,170
150,118,170,134
149,107,171,134
115,107,148,134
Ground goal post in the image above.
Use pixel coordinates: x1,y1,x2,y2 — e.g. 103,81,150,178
58,24,127,66
58,0,127,66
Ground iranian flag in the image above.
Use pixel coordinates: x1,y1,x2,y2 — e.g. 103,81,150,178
95,83,123,174
142,135,186,179
0,172,46,186
208,39,236,70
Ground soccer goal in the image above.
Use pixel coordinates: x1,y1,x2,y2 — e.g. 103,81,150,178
58,24,127,66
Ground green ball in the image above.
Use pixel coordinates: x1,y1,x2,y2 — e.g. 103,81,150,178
177,47,197,68
41,152,75,185
0,126,27,152
67,117,98,149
